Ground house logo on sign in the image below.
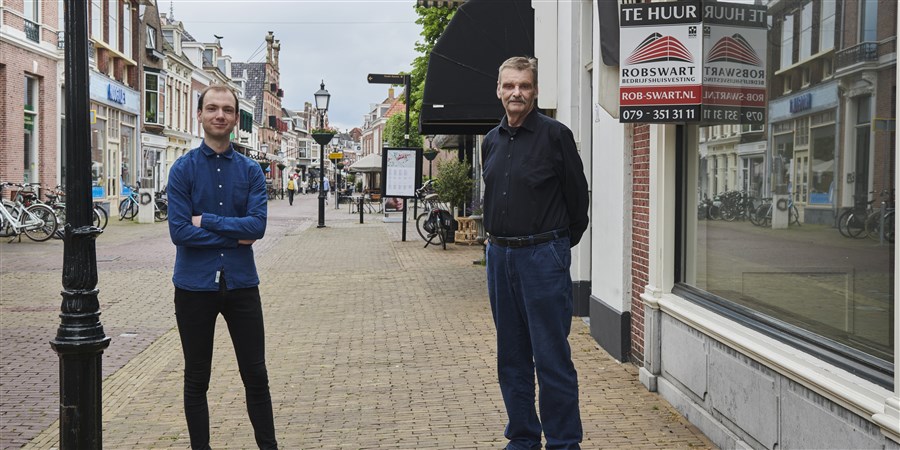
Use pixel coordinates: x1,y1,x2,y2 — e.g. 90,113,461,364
706,34,762,66
625,33,694,65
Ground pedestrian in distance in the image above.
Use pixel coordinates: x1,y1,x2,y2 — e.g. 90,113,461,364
323,177,330,205
167,85,279,450
482,56,589,450
287,176,296,205
301,178,308,195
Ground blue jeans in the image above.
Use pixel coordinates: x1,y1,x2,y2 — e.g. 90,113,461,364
174,286,278,450
486,237,582,450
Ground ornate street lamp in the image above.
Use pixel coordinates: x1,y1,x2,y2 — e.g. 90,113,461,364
312,81,332,228
51,1,110,448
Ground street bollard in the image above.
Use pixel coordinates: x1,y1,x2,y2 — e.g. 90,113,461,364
359,196,364,224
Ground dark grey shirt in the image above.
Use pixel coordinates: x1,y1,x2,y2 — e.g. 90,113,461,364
481,109,589,247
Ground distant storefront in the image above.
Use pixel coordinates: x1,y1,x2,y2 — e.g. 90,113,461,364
89,72,140,204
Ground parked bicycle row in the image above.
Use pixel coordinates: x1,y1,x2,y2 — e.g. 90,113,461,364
836,190,895,243
698,190,800,228
0,182,169,243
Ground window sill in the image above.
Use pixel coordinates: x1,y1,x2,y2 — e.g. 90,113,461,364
653,292,897,439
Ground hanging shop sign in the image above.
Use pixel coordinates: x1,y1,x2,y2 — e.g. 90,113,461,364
619,0,702,123
701,1,767,124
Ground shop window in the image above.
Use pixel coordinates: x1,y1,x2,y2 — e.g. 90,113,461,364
680,1,895,388
146,25,156,49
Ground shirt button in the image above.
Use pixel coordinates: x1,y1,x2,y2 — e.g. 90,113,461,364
503,192,507,196
217,168,221,172
216,155,220,158
219,185,223,188
219,202,223,206
510,137,514,141
220,253,224,257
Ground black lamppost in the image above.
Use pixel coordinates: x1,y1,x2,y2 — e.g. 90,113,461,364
312,81,332,228
51,1,110,448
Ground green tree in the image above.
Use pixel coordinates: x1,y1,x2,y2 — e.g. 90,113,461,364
435,157,474,216
385,5,454,148
384,111,423,147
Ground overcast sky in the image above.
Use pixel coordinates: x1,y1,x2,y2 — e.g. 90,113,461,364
168,0,422,132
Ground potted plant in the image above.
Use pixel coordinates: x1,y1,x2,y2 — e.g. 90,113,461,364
311,127,337,146
277,162,286,171
435,158,475,243
258,161,270,171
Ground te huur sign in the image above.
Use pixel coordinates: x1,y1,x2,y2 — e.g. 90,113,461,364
619,0,767,125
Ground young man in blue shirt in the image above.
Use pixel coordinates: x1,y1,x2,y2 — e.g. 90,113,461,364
167,85,277,450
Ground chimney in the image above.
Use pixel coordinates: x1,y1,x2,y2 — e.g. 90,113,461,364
388,87,394,99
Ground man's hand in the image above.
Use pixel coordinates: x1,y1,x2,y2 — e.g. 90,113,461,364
238,239,256,246
192,215,202,227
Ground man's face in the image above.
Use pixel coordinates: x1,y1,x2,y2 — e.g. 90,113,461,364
497,68,538,118
198,90,237,140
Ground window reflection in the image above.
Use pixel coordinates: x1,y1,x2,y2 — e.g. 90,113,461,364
688,0,895,364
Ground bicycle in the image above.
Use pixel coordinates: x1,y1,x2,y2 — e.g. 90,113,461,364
0,182,58,242
119,184,167,222
837,191,880,238
414,180,452,250
21,184,108,235
751,196,800,228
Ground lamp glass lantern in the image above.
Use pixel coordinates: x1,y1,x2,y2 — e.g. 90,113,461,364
314,81,330,114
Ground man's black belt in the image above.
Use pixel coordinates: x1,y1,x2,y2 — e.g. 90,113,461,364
488,229,569,248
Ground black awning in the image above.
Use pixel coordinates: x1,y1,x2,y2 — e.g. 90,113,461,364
598,0,619,66
419,0,534,135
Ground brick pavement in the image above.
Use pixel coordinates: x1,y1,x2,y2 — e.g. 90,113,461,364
3,194,713,449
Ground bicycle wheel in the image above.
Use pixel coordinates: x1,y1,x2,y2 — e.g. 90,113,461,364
23,204,58,242
708,204,722,220
154,199,168,221
749,204,766,226
119,198,138,220
865,211,882,240
844,212,866,238
434,214,446,250
415,212,430,242
93,205,108,229
884,211,895,243
838,209,859,237
790,205,801,226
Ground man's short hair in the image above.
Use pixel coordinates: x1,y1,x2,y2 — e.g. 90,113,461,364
498,56,538,86
197,85,239,112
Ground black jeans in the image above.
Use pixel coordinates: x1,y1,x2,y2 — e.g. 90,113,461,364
174,286,278,450
287,189,294,205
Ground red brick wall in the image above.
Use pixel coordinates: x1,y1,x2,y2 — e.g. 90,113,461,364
630,123,651,363
0,42,59,191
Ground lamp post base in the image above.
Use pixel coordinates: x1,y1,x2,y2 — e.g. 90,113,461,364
317,192,326,228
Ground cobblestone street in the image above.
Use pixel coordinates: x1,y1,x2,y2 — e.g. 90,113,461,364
1,194,712,449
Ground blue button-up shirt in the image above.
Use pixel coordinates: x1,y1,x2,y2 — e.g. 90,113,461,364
167,141,267,291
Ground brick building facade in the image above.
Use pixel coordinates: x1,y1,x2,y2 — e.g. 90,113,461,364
0,0,61,192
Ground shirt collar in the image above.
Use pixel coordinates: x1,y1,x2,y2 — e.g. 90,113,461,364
200,140,235,159
500,108,540,134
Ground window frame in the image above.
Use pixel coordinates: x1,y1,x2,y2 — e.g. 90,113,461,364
122,1,132,59
675,124,895,389
90,0,102,41
144,71,165,126
781,15,794,70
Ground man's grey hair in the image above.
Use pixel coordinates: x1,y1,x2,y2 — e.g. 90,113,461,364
498,56,538,85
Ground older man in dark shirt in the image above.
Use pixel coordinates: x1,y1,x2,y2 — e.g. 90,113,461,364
482,56,589,450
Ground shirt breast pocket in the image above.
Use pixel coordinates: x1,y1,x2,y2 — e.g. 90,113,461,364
233,181,250,214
